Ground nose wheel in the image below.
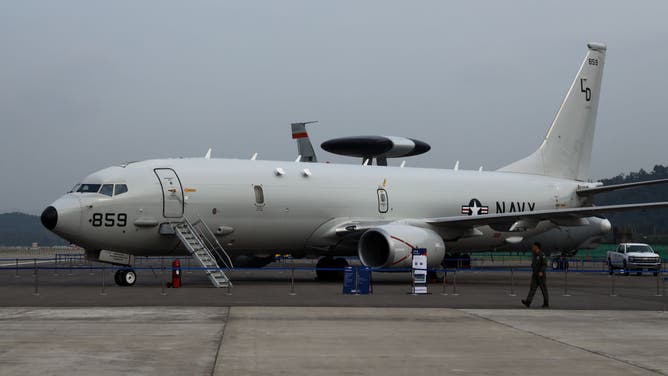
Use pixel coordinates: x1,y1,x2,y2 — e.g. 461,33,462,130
114,269,137,286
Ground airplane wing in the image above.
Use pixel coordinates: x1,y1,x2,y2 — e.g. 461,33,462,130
333,201,668,238
576,178,668,195
421,201,668,227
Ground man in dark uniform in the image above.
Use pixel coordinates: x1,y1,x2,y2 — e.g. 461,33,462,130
522,242,549,308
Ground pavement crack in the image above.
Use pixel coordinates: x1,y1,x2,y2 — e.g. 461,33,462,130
460,309,667,376
209,306,230,376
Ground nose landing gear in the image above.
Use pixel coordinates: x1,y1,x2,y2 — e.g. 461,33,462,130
114,269,137,286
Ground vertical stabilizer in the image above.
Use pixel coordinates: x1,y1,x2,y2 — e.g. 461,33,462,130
291,121,318,162
499,43,606,181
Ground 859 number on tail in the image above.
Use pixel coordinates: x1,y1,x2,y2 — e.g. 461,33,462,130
91,213,127,227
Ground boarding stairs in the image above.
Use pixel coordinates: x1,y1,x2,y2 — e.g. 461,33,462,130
173,217,233,288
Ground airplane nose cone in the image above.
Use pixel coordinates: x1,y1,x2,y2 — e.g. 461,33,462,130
41,206,58,230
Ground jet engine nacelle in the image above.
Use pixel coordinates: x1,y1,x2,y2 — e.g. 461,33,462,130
358,224,445,269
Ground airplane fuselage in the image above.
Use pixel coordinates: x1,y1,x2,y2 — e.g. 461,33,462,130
45,157,595,259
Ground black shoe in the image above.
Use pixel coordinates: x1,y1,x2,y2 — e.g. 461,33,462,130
521,299,530,308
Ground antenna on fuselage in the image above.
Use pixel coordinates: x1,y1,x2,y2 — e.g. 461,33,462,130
204,148,212,159
454,160,460,171
251,153,258,160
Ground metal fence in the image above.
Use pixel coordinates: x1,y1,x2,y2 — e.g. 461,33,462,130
1,255,666,299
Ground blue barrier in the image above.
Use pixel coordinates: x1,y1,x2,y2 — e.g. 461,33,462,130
0,255,666,276
2,264,666,275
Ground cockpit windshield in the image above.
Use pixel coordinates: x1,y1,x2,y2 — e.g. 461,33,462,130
99,184,114,196
114,184,128,195
73,183,128,196
77,184,102,193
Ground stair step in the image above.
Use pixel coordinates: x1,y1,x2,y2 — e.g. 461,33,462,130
174,221,232,289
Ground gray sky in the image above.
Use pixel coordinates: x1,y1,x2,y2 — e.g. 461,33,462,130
1,1,667,214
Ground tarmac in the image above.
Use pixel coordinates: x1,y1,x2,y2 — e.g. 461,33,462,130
1,307,666,375
0,257,667,375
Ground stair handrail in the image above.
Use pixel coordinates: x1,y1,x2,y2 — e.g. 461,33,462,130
188,214,234,270
178,218,214,261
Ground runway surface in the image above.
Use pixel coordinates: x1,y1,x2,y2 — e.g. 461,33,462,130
1,259,667,375
1,307,666,376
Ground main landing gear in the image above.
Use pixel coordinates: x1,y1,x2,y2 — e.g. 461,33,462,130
316,256,349,281
114,269,137,286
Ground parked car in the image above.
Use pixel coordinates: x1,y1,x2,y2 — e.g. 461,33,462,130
607,243,661,276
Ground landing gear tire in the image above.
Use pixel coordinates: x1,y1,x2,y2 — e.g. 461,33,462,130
443,253,471,269
333,257,349,280
552,258,569,271
461,254,471,269
114,269,136,286
123,270,136,286
316,257,348,281
427,270,443,283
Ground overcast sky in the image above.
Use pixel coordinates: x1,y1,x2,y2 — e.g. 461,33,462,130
1,1,667,214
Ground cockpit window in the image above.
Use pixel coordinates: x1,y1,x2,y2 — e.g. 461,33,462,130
99,184,114,196
114,184,128,196
77,184,101,193
68,184,81,193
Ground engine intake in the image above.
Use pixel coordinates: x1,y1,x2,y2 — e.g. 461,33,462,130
358,224,445,269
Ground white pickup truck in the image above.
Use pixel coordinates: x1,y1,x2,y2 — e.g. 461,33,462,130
607,243,662,276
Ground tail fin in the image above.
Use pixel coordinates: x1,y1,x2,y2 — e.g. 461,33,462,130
499,42,607,181
291,121,318,162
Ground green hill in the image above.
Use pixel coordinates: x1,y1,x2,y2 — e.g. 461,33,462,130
594,164,668,242
0,212,68,247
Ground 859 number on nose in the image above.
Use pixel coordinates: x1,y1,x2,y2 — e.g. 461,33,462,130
91,213,127,227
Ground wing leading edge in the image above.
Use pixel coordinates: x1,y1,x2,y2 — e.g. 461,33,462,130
420,201,668,228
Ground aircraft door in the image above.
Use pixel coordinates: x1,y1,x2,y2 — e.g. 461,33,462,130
154,168,184,218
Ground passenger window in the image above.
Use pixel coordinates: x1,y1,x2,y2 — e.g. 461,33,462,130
99,184,114,196
114,184,128,196
254,185,265,206
77,184,101,193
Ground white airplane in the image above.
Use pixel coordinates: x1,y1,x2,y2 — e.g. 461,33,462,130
290,118,613,267
42,42,668,286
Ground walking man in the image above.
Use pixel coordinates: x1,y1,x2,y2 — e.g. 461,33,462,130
522,242,549,308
